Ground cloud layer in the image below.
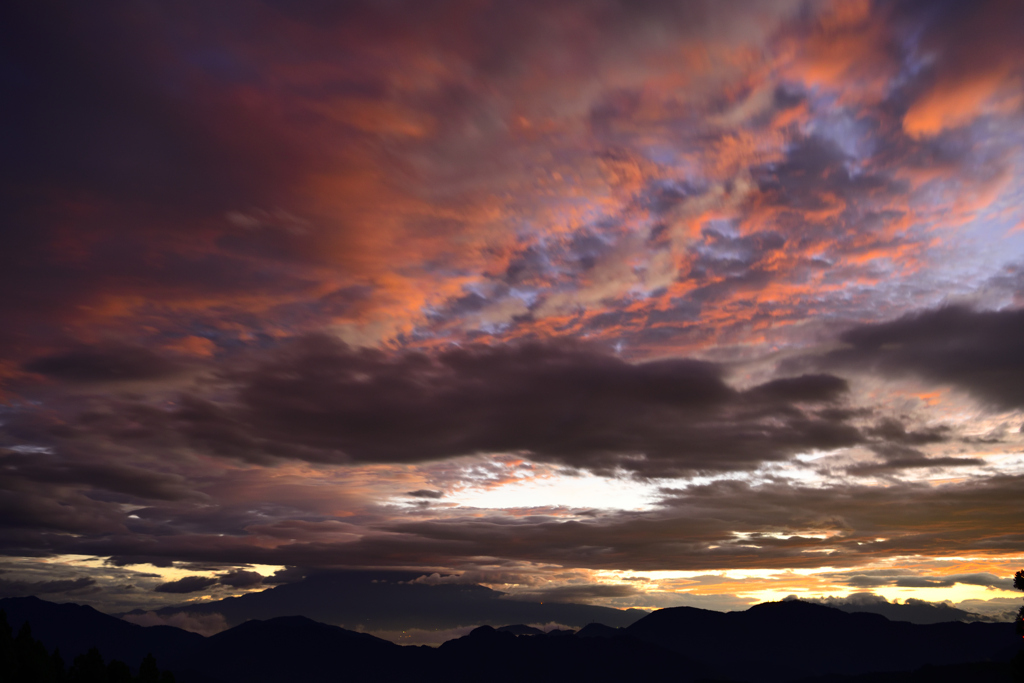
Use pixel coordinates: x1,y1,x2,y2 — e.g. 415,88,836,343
1,0,1023,615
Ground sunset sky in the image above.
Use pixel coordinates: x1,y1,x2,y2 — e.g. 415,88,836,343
2,0,1024,626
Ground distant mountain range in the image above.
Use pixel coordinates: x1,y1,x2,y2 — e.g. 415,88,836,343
3,595,1021,682
130,570,649,631
806,595,1013,625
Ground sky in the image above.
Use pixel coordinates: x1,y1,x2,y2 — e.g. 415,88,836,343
2,0,1024,627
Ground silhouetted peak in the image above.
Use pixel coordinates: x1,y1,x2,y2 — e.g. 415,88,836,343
246,615,322,628
545,628,576,637
744,599,884,627
218,614,384,643
576,623,623,638
497,624,545,636
468,625,499,638
750,599,837,613
441,624,519,648
627,604,726,633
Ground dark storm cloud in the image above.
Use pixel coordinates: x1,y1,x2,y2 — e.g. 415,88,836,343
745,374,849,404
865,419,948,446
165,337,860,475
822,306,1024,410
263,567,308,585
406,490,445,499
218,569,264,589
2,339,861,477
154,575,219,594
23,345,188,384
0,448,201,504
0,313,1017,572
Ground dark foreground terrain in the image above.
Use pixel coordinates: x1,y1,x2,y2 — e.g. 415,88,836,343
3,596,1022,682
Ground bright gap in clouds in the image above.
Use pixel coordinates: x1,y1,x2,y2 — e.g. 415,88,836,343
443,467,663,511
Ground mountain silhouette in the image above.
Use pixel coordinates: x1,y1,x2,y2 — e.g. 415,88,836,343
138,570,647,630
172,618,702,683
7,596,1022,683
433,623,707,682
1,596,203,669
173,615,428,683
496,623,546,635
624,599,1020,682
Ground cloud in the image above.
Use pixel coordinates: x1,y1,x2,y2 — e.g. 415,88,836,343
835,572,1012,590
511,584,639,604
406,490,445,499
1,0,1023,617
366,475,1024,572
218,569,264,588
23,345,188,384
898,0,1024,138
800,593,984,625
160,337,859,476
411,571,542,587
0,576,97,598
822,306,1024,410
264,567,308,585
154,575,219,594
0,448,201,504
4,445,1024,576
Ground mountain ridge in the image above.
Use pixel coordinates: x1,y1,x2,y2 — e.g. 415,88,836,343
135,570,648,630
5,595,1021,683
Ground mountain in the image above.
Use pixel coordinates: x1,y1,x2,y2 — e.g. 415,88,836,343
143,570,648,630
174,615,431,683
0,595,203,668
174,619,703,683
624,599,1020,682
6,596,1022,683
432,624,707,683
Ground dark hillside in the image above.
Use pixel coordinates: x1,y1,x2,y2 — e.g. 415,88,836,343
1,596,203,668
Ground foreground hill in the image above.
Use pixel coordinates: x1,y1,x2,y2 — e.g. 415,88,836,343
0,596,203,669
4,596,1021,682
623,600,1021,682
174,617,707,683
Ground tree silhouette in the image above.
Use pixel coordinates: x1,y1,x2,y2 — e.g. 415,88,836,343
1016,570,1024,636
68,647,107,682
0,611,67,682
0,611,174,683
108,658,133,683
1014,570,1024,683
137,653,159,683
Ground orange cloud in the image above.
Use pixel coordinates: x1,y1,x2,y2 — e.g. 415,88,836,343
904,72,1022,138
